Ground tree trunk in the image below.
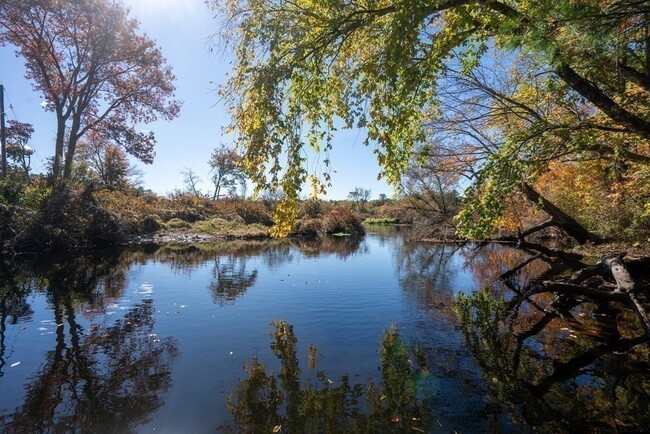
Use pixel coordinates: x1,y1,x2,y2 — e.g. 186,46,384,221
51,115,66,184
63,135,77,180
63,116,82,180
519,182,600,244
600,252,635,292
555,62,650,139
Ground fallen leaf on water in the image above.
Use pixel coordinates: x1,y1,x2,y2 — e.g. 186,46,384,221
273,425,281,432
10,362,20,368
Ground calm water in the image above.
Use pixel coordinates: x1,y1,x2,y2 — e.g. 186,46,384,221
0,227,648,433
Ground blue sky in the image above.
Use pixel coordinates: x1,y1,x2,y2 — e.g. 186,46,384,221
0,0,393,200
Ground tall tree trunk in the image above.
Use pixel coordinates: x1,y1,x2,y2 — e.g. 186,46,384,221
63,115,82,180
519,182,600,244
51,115,66,185
63,135,77,180
213,177,221,200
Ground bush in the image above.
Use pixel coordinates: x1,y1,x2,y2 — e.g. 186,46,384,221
322,206,365,236
165,218,191,229
142,215,162,233
232,200,273,225
1,176,52,253
299,198,323,219
15,184,124,251
192,218,239,234
290,218,323,237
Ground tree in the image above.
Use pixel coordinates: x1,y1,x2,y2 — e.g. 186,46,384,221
77,131,133,189
181,168,203,198
348,187,371,211
208,144,246,200
0,0,181,183
400,154,460,233
211,0,650,237
5,120,35,182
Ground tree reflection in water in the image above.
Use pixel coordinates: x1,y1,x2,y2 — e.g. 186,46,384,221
456,287,650,431
292,235,367,260
395,241,650,431
0,253,178,433
210,257,258,305
396,243,460,311
226,321,435,433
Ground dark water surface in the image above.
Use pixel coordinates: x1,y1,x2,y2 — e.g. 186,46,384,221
0,227,648,433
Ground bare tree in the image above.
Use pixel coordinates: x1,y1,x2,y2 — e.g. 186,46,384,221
182,169,203,198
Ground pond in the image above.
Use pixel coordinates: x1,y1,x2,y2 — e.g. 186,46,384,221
0,227,648,433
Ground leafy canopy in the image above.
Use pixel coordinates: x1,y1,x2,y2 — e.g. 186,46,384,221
0,0,181,181
212,0,650,235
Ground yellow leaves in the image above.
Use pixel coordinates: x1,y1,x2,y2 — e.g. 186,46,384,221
269,198,299,237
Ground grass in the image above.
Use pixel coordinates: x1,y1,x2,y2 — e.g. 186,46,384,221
363,217,397,225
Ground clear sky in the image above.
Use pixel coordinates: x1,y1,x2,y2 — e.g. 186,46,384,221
0,0,394,200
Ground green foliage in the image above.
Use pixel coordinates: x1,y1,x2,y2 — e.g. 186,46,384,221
0,175,52,252
363,217,397,225
212,0,650,241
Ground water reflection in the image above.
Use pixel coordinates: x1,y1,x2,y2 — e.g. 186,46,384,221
0,253,178,433
396,243,461,310
0,230,647,432
0,271,33,377
292,236,366,260
456,288,650,431
210,257,258,305
6,301,177,433
226,320,435,433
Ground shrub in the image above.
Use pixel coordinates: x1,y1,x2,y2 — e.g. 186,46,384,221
15,184,124,251
322,206,365,236
290,218,323,237
142,215,162,233
165,218,191,229
192,218,239,234
299,198,323,219
232,200,273,225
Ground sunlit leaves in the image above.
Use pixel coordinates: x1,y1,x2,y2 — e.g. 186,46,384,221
212,0,650,237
